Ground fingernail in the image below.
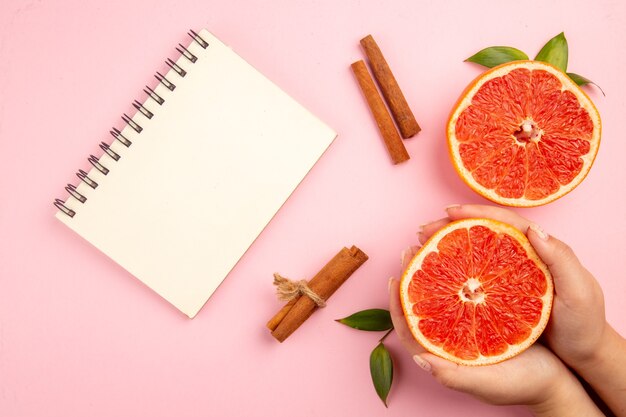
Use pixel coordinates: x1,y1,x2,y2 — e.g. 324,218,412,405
417,221,432,233
388,277,394,294
413,355,432,373
529,223,549,240
400,249,409,266
445,204,461,211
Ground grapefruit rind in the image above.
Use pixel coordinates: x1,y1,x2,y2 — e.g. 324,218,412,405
447,61,601,207
399,218,554,366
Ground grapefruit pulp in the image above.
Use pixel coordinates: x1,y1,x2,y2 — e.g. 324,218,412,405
399,218,553,366
447,61,601,207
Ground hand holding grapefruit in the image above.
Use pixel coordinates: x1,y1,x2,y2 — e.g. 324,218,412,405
413,204,613,371
399,217,554,366
390,279,598,412
390,204,626,414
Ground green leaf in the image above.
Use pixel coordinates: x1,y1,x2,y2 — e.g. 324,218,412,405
567,72,591,86
567,72,606,96
336,309,393,331
370,342,393,407
465,46,529,68
535,32,568,72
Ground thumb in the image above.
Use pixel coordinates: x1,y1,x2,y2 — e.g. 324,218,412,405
527,223,593,301
415,353,499,394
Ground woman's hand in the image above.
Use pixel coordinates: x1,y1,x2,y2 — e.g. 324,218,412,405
425,204,608,370
390,275,572,408
388,204,618,415
431,205,626,417
390,276,603,416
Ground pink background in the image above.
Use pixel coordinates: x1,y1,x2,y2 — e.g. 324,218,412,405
1,1,625,416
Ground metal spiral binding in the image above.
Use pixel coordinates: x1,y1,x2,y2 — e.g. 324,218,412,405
77,169,98,188
110,127,132,147
155,72,176,91
188,29,209,48
54,29,207,217
65,184,86,203
176,43,197,63
88,155,110,175
100,142,120,161
54,199,76,218
133,100,153,119
166,58,186,77
143,85,164,105
122,113,143,133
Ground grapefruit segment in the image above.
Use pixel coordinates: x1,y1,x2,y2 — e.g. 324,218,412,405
526,143,560,200
475,305,509,356
458,133,511,171
447,61,601,207
472,145,518,190
436,228,472,277
418,306,461,347
413,295,458,318
538,135,589,185
442,303,478,360
421,252,466,286
487,293,544,327
495,146,527,199
482,259,548,297
408,270,459,303
400,218,554,366
468,225,498,277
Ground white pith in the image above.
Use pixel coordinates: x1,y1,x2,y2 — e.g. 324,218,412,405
459,277,485,304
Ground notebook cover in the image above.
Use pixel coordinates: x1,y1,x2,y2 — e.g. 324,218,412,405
55,29,336,318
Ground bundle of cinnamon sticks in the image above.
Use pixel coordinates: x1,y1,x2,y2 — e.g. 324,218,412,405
267,246,368,342
352,35,421,164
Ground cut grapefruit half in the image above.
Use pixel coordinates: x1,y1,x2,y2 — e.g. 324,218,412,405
399,218,553,366
447,61,601,207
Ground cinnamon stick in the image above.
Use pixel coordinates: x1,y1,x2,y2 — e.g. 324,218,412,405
360,34,421,139
269,246,368,342
351,60,410,165
266,298,297,331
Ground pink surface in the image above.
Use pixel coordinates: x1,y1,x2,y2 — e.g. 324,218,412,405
1,1,625,416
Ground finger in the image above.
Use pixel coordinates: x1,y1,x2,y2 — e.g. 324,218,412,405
418,345,559,404
445,204,532,233
388,278,424,356
418,217,451,244
401,246,420,270
418,352,506,396
527,224,596,302
416,352,459,379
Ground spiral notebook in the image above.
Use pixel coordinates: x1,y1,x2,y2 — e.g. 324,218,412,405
54,29,336,318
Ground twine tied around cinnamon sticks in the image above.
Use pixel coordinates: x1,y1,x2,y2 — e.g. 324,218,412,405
267,246,368,342
273,273,326,308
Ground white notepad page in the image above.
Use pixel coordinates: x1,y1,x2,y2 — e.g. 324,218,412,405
55,29,336,318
